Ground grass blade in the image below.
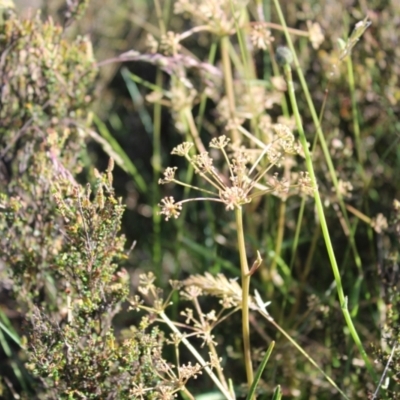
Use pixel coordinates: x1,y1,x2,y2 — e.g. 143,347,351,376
246,341,275,400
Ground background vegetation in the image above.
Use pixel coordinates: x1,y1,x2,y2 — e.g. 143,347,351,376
1,0,400,398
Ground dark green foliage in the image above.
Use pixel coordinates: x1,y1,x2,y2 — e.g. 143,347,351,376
1,161,172,398
0,7,97,303
0,7,172,399
27,308,168,398
51,165,128,313
0,11,96,141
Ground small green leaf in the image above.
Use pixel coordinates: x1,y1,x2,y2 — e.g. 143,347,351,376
246,341,275,400
339,17,371,60
271,385,282,400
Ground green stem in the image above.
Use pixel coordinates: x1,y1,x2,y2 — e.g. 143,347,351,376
269,200,286,284
282,62,376,380
153,0,166,35
220,35,239,143
235,206,254,393
347,55,365,168
152,69,162,269
184,107,206,154
272,0,363,282
196,40,218,132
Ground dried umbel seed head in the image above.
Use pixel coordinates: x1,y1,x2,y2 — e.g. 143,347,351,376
158,132,311,220
160,31,181,56
250,23,275,51
307,20,324,50
159,167,178,185
171,142,194,157
192,152,214,174
209,135,230,149
371,213,388,234
145,33,159,53
220,186,251,210
158,196,183,221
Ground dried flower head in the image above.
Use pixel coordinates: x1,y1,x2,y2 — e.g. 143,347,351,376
264,146,283,166
159,167,178,185
145,33,159,53
250,22,275,51
171,142,194,157
210,135,230,149
158,197,183,221
183,272,244,308
192,152,215,174
178,362,203,382
371,213,388,234
181,285,203,301
174,0,243,36
160,31,181,56
139,272,157,295
159,126,310,219
336,179,353,198
266,173,290,197
170,83,197,113
259,115,273,138
297,171,315,196
220,186,251,210
307,20,324,50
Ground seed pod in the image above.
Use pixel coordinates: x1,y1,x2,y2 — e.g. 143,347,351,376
275,46,293,66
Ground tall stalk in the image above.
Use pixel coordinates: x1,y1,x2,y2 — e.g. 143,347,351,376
282,60,376,380
235,207,254,392
220,35,239,143
271,0,364,279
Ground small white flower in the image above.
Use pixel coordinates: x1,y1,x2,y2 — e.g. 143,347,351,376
158,197,182,220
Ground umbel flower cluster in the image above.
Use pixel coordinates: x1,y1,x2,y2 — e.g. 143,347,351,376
158,130,314,221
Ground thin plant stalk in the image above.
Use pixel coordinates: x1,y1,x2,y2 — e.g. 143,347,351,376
347,55,365,168
184,107,206,154
289,225,321,323
152,69,163,268
196,40,218,131
372,344,397,400
229,0,250,78
0,315,28,392
288,196,306,270
246,341,275,400
267,42,289,117
235,206,254,392
255,305,350,400
153,0,166,35
268,199,286,293
220,35,239,143
282,61,376,380
271,0,364,281
162,0,172,27
229,0,257,117
120,67,153,136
